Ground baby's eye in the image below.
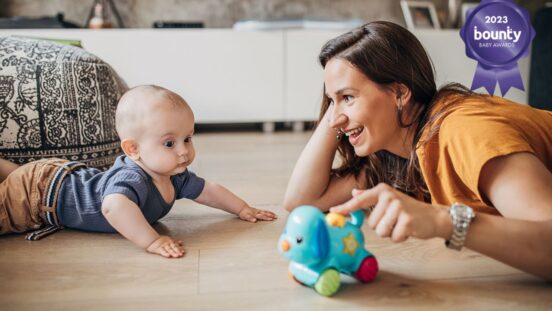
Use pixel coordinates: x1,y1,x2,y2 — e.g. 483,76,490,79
184,136,192,143
163,140,175,148
296,236,303,244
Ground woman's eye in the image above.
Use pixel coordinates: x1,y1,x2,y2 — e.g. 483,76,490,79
343,95,353,103
296,236,303,244
328,98,334,106
163,140,175,148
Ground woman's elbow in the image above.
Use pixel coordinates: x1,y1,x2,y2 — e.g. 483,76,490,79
282,192,312,212
283,197,324,212
282,189,301,212
282,198,299,212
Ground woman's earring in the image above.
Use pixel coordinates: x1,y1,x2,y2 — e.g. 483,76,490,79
397,97,403,112
336,129,344,141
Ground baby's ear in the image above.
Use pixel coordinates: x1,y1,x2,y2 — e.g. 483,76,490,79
121,139,140,160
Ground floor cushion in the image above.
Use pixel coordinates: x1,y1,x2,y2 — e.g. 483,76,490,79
0,36,127,170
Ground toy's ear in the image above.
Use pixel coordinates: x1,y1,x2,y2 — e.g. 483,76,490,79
313,219,329,259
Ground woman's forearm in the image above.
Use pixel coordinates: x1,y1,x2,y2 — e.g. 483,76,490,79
462,213,552,279
283,108,343,211
469,151,552,279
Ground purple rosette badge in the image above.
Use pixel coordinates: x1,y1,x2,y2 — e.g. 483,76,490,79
460,0,535,96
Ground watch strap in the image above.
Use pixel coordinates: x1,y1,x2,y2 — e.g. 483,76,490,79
446,203,475,251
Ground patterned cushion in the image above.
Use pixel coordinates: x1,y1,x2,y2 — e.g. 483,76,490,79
0,36,127,170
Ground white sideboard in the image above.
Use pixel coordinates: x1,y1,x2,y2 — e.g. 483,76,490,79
0,29,284,124
0,29,530,124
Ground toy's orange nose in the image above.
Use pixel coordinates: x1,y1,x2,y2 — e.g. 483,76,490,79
281,240,290,252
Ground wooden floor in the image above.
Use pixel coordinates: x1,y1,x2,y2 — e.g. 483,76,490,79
1,132,550,310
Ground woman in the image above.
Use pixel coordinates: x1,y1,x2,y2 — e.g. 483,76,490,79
283,21,552,279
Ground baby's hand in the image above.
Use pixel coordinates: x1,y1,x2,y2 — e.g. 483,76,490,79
146,235,185,258
238,205,278,223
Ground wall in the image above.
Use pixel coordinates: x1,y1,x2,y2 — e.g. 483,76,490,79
1,0,547,29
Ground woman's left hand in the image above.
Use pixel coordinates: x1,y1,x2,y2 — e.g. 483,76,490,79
330,183,452,242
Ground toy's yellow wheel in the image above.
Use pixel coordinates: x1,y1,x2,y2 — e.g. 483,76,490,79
314,269,340,297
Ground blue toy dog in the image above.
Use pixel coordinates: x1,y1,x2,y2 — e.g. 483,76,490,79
278,205,378,296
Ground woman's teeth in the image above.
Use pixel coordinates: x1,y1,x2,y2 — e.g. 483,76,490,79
345,127,363,137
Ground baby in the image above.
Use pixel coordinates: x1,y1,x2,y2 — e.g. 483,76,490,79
0,85,277,258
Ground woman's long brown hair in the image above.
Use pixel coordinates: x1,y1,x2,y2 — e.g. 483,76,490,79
318,21,486,201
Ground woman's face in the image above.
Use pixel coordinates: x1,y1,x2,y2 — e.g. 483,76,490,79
324,58,404,157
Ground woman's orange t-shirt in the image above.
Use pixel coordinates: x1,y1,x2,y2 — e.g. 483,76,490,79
416,96,552,215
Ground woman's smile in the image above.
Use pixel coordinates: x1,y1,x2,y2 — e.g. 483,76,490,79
344,126,364,146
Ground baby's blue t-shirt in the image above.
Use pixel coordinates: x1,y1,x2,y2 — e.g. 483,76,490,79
56,155,205,232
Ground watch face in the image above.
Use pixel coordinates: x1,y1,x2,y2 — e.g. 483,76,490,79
453,204,475,219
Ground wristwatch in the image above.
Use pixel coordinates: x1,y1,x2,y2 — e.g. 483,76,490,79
445,203,476,251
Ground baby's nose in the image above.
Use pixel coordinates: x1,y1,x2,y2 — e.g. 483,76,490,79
176,145,188,156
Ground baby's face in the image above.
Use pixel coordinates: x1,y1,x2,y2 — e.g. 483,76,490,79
136,101,195,177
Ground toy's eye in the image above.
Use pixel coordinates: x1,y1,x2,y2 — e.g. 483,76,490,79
296,236,303,244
